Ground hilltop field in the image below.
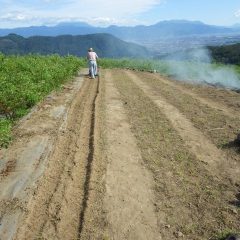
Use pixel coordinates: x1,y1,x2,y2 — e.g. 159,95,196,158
0,60,240,239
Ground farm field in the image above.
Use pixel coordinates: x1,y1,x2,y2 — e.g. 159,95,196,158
0,68,240,239
0,54,84,148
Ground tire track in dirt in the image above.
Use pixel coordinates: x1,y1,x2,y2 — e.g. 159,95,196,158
142,72,237,118
79,70,108,240
103,70,160,240
42,80,96,240
77,71,100,239
126,70,240,183
14,73,102,239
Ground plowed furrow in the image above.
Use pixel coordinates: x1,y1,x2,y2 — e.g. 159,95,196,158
15,77,100,240
112,69,239,239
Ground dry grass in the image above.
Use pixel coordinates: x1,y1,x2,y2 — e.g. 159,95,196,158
179,80,240,113
112,69,239,239
135,71,240,160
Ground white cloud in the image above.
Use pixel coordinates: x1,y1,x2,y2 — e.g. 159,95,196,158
0,0,165,27
0,12,28,21
235,9,240,18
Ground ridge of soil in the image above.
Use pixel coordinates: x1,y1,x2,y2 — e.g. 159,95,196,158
126,70,240,183
134,71,240,151
103,70,160,239
145,72,237,118
112,69,239,239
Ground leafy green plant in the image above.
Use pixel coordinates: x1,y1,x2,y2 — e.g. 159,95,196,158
0,119,12,148
0,53,83,147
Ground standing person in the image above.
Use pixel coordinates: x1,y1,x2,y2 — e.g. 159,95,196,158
87,48,98,79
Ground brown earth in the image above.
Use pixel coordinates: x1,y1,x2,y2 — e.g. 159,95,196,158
0,69,239,240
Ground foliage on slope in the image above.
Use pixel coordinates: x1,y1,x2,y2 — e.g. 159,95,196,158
0,54,83,147
209,43,240,65
0,33,150,58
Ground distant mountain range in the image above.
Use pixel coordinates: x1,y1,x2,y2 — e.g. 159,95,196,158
0,33,150,58
1,20,240,42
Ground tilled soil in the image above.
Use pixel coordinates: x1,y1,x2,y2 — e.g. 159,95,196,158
0,69,239,240
0,71,107,240
104,71,159,239
112,69,240,239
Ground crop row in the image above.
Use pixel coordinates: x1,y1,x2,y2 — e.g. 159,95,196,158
0,54,84,147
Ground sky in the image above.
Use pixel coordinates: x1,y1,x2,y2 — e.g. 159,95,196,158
0,0,240,28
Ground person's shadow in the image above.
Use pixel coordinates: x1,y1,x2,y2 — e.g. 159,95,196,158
229,190,240,207
225,234,240,240
222,139,240,153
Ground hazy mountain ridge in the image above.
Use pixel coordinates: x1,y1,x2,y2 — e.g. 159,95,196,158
106,20,239,41
1,20,240,41
0,33,150,58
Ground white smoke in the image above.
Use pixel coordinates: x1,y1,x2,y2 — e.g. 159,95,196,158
162,48,240,90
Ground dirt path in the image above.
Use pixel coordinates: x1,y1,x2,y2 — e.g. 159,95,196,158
126,70,240,183
103,70,160,239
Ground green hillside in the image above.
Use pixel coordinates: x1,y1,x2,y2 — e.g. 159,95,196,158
0,33,150,58
209,43,240,65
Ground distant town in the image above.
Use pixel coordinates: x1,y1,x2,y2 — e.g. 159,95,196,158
140,34,240,55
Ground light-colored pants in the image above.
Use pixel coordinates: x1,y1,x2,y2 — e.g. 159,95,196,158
89,60,97,78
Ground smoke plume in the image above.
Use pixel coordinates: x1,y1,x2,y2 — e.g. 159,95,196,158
161,48,240,90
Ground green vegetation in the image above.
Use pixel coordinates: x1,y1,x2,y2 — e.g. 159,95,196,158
99,58,169,74
209,43,240,65
0,119,12,148
0,53,83,147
